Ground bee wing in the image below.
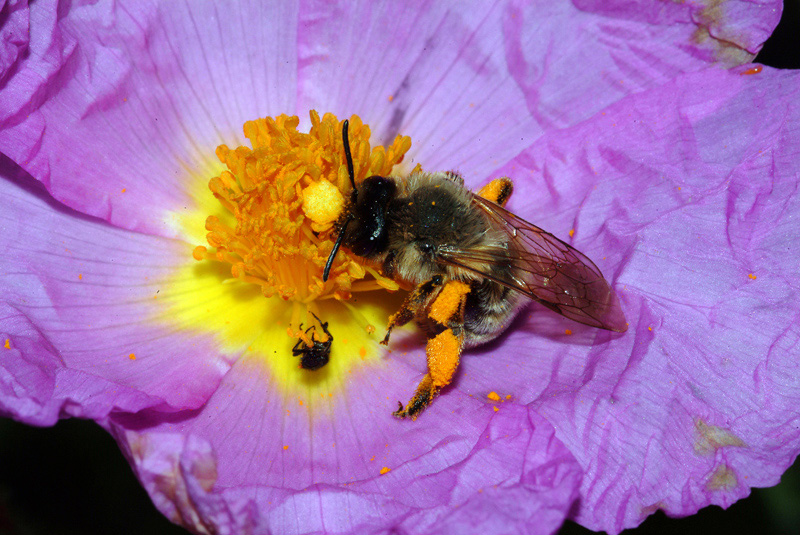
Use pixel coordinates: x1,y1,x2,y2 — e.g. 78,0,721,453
438,195,628,332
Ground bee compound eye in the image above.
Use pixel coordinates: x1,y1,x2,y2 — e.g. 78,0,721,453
418,242,435,255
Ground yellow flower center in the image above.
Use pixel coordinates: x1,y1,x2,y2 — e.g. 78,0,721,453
159,111,412,401
194,112,408,306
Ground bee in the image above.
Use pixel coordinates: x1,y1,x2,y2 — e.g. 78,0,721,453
323,121,627,419
292,312,333,371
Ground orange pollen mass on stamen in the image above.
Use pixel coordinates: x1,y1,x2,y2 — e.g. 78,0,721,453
193,111,409,309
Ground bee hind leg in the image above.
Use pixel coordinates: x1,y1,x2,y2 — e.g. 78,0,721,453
394,280,470,420
478,177,513,207
393,326,465,419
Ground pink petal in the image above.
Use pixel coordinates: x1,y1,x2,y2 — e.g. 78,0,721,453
0,1,298,237
109,354,582,535
488,65,800,533
0,0,29,79
0,160,231,424
1,0,780,239
0,3,791,534
297,0,780,181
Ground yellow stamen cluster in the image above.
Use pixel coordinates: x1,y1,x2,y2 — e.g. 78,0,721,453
194,111,410,305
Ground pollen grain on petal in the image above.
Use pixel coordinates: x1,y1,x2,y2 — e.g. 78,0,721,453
740,65,763,75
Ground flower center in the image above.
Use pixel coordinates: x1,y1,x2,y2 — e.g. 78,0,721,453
190,111,410,360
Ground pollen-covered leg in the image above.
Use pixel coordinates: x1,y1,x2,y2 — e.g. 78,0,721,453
478,177,514,207
393,328,465,419
381,276,442,345
394,280,470,420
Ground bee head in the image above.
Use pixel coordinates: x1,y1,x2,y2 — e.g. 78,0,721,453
323,121,395,281
343,175,396,258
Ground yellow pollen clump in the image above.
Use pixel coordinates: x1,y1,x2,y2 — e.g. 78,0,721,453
487,391,501,402
302,180,345,230
195,110,411,306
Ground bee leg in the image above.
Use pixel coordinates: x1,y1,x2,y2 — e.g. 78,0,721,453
478,177,514,207
394,280,470,420
393,327,465,419
443,171,465,185
381,276,443,345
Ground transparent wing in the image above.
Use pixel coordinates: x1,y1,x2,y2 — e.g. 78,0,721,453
438,194,627,332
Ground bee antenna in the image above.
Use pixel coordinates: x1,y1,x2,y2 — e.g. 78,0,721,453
323,120,357,283
322,214,352,282
342,119,356,192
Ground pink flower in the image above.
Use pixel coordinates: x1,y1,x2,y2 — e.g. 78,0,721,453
1,1,795,534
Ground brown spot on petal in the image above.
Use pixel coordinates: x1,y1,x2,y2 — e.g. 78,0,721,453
191,454,218,493
707,464,738,491
128,434,146,462
691,0,758,66
639,502,666,520
694,419,746,456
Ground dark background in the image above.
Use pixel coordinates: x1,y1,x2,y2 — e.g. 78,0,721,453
1,2,799,534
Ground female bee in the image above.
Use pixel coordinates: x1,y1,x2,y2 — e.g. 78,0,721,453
323,121,627,419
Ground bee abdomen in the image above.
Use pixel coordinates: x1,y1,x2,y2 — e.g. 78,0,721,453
463,279,523,346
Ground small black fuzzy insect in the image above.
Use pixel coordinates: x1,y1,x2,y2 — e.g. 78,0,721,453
292,313,333,371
